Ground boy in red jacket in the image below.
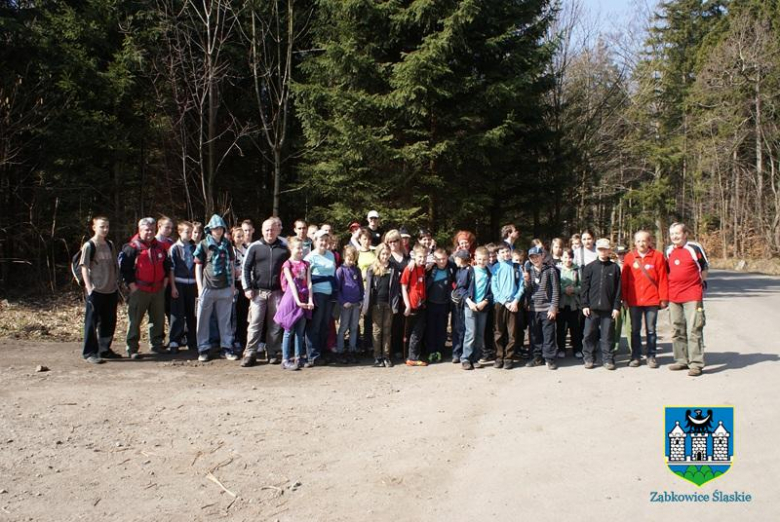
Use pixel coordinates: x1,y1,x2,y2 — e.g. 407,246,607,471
621,230,669,368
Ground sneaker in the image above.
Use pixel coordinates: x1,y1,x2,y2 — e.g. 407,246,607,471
546,360,558,370
503,360,513,370
647,357,659,369
477,357,494,366
604,362,616,371
493,358,503,369
687,368,703,377
373,358,384,367
303,360,315,368
428,351,442,363
169,342,179,350
225,353,240,361
85,355,104,364
405,359,428,367
383,358,394,368
150,346,167,355
525,357,544,368
169,345,179,355
668,363,688,371
628,359,640,368
462,361,474,370
519,349,531,359
129,352,141,360
100,350,122,359
584,361,595,369
556,350,565,359
574,351,583,359
240,354,256,367
268,356,281,365
198,353,209,362
282,360,299,371
451,356,460,364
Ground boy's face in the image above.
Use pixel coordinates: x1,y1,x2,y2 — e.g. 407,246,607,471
434,252,448,269
414,252,426,266
562,251,572,267
597,248,610,261
307,225,318,240
454,256,466,268
488,251,497,264
359,234,371,249
93,219,109,238
192,228,202,242
511,253,522,264
242,224,254,243
158,220,173,238
474,253,488,268
211,227,225,240
179,227,192,243
529,254,542,268
498,247,511,262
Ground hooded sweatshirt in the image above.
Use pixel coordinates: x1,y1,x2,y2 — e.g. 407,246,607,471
194,215,234,289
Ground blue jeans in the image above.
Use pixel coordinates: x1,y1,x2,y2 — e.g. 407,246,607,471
282,317,306,361
306,292,334,362
337,303,361,353
529,311,557,361
462,306,487,362
629,306,658,359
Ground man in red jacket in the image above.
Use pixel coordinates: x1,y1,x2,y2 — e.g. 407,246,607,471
665,222,709,376
621,230,669,368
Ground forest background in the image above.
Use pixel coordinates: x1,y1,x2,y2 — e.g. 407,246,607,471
2,0,779,292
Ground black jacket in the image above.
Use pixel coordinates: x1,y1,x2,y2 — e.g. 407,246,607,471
581,258,622,312
363,265,401,315
241,238,290,291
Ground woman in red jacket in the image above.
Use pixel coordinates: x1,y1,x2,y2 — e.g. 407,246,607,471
621,230,669,368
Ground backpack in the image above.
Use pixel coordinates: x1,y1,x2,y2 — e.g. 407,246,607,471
72,239,114,286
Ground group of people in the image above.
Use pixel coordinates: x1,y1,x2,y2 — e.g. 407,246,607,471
77,211,709,376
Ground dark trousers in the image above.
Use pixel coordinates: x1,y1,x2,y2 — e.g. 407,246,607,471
391,309,408,358
556,305,582,352
233,283,249,350
629,306,659,359
483,303,496,358
306,292,334,362
82,291,118,358
493,304,517,360
514,308,529,352
405,308,427,361
425,302,449,356
529,311,557,361
583,310,615,363
170,283,197,350
451,301,466,359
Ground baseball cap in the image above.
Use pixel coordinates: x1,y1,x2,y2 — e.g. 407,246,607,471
313,229,330,240
453,249,470,260
367,210,380,219
596,238,612,250
348,221,361,231
615,245,628,255
527,246,544,257
399,226,411,238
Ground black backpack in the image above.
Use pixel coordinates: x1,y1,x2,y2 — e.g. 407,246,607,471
71,239,114,286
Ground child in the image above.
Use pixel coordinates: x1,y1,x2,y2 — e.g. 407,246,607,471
425,248,455,364
357,228,376,353
490,244,524,370
336,245,364,363
581,239,622,370
79,216,119,364
450,249,472,364
611,245,631,354
363,243,399,367
277,237,314,370
194,215,237,362
304,230,337,366
511,249,530,358
401,245,429,366
551,238,564,266
169,221,198,354
524,245,560,370
480,242,498,364
557,249,582,359
485,243,499,269
192,221,204,243
461,246,492,370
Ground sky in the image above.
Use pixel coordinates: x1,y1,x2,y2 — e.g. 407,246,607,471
575,0,657,33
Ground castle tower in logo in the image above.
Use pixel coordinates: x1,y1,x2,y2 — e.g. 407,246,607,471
665,407,734,486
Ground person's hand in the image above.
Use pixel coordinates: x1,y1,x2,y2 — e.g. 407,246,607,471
612,309,620,320
171,287,179,299
507,301,518,313
404,307,412,317
307,300,314,310
565,285,574,296
129,283,138,294
523,271,530,282
468,302,478,312
244,289,254,300
660,300,668,309
582,307,591,317
85,284,94,296
547,309,557,321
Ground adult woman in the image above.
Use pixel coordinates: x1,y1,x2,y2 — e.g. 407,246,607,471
385,229,410,358
304,230,337,366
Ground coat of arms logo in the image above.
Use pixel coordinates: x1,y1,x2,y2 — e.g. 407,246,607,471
665,406,733,486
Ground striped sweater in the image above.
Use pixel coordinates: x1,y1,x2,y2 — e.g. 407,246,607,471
525,263,560,313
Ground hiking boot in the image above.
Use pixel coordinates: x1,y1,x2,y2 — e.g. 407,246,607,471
85,355,104,364
240,354,256,367
451,356,460,364
493,358,503,369
100,350,122,359
462,361,474,370
584,361,595,369
687,367,703,377
647,357,659,369
383,358,394,368
604,362,616,371
503,360,513,370
198,353,209,362
628,359,640,368
546,360,558,370
150,346,167,355
668,363,688,371
373,358,384,367
525,357,544,368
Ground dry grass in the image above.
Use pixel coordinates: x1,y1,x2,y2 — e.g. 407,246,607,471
708,257,780,276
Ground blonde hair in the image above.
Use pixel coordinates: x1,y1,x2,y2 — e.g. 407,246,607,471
343,244,358,262
288,236,302,250
371,243,390,276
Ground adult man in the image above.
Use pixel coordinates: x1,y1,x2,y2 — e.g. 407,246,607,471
501,224,520,252
156,216,175,251
621,231,668,368
119,217,171,359
666,222,708,377
581,239,622,370
293,219,312,256
234,219,255,352
241,218,290,366
366,210,384,247
79,216,120,363
271,216,288,248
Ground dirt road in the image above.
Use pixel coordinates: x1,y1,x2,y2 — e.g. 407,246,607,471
1,270,778,521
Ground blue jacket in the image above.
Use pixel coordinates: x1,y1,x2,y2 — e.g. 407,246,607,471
490,260,524,304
